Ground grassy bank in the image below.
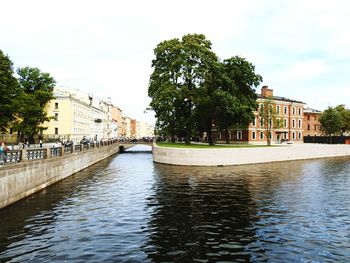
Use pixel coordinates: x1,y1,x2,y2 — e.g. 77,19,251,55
156,142,279,148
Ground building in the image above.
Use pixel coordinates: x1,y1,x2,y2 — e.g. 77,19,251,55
130,119,137,138
303,107,322,137
136,121,155,138
219,86,306,143
111,105,124,139
43,87,110,143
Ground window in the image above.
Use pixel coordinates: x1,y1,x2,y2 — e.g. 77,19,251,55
237,131,242,140
252,131,256,140
54,113,58,121
284,106,288,115
314,125,317,130
298,107,301,115
298,119,302,128
315,116,317,121
54,102,58,109
284,119,287,128
260,132,264,140
307,124,310,130
55,128,58,135
269,118,272,126
292,119,296,128
276,105,280,114
292,132,296,140
298,132,302,140
260,118,264,127
269,132,272,139
292,107,296,115
307,115,310,120
252,118,256,126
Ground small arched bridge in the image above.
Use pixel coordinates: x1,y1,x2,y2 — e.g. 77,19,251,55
119,142,153,153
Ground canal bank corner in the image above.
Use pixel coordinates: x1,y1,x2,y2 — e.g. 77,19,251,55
152,143,350,166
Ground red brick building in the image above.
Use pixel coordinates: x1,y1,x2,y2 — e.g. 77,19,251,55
303,107,322,137
219,86,306,143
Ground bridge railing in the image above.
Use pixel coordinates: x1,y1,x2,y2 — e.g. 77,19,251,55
0,139,118,166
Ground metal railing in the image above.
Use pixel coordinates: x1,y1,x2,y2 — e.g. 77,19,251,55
0,139,118,166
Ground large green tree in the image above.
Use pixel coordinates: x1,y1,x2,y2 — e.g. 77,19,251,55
0,50,20,132
15,67,55,141
334,104,350,134
216,57,262,144
319,106,342,137
149,34,218,144
149,34,262,145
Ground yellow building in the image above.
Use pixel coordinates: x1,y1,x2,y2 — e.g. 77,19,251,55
43,87,107,143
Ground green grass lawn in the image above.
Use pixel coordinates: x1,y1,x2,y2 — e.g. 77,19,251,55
156,142,280,148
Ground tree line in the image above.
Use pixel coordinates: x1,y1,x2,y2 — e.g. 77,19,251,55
320,105,350,136
0,49,55,142
148,34,262,145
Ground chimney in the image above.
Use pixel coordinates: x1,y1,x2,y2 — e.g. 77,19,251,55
261,86,273,97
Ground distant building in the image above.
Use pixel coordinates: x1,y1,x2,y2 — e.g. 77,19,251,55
303,107,322,137
219,86,306,143
137,121,155,138
43,87,110,143
130,119,137,138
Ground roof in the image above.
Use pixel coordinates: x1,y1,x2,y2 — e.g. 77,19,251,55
304,107,322,113
257,94,305,104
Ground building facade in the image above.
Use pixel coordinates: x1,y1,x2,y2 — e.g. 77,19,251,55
303,107,322,137
219,86,306,144
43,87,111,143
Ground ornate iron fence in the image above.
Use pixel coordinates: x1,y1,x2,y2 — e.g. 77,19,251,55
0,139,118,166
27,149,47,161
50,147,62,157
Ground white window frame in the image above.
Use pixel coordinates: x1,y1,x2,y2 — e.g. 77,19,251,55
237,131,242,140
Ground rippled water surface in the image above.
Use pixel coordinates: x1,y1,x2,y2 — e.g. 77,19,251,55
1,145,350,262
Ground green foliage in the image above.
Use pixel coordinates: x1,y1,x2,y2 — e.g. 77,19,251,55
258,98,280,146
15,67,55,140
148,34,262,145
320,105,350,136
0,50,20,132
149,34,218,144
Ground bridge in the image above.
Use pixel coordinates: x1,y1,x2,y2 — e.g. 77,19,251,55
119,142,153,153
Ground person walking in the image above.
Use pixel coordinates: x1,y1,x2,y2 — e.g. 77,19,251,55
0,142,7,164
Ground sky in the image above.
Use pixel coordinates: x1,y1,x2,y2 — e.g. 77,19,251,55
1,0,350,125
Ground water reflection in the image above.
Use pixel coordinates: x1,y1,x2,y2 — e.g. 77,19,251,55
0,148,349,262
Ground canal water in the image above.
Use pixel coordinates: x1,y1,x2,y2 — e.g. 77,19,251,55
0,145,350,262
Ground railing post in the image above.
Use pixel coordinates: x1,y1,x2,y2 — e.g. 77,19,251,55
21,149,28,162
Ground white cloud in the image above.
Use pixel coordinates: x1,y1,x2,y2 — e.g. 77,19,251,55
1,0,350,124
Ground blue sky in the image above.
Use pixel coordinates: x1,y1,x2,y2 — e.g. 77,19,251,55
1,0,349,124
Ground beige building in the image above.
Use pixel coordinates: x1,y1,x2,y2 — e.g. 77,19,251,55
43,87,110,143
111,105,124,138
136,121,155,138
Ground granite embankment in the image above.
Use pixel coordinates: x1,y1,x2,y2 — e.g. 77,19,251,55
152,143,350,166
0,142,120,209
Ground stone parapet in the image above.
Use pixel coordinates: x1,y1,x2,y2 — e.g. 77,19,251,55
0,143,119,209
152,143,350,166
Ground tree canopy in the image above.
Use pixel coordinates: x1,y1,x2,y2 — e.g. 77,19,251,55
0,50,19,132
320,105,350,136
14,67,55,141
148,34,262,145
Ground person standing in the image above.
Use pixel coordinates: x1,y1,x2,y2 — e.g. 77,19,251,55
0,142,7,164
39,139,43,148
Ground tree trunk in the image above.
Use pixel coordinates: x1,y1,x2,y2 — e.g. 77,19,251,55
185,128,191,145
225,128,230,144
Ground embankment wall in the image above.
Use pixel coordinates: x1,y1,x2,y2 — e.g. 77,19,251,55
0,143,119,209
152,143,350,166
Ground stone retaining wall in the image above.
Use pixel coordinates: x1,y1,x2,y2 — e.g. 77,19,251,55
0,143,119,209
152,143,350,166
